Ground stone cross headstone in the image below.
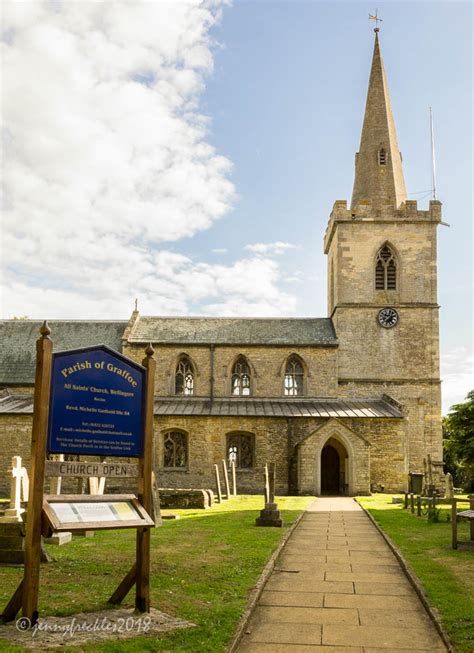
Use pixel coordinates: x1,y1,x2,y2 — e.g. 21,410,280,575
263,463,269,504
231,461,237,496
3,456,27,522
222,459,231,500
445,472,454,500
214,464,222,503
256,461,283,528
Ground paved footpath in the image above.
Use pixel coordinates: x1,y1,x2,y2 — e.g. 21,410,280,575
236,497,447,652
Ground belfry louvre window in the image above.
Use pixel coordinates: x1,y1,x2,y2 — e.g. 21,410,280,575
175,356,194,395
227,432,254,469
378,148,387,165
231,356,251,396
163,431,187,468
284,356,304,396
375,245,397,290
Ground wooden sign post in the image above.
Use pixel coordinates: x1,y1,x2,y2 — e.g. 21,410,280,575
1,326,156,626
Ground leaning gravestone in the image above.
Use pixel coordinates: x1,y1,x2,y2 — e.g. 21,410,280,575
214,464,222,503
221,459,231,500
256,462,283,527
263,463,270,504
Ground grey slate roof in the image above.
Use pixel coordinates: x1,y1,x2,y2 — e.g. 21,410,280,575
130,317,337,346
0,394,402,418
0,320,127,385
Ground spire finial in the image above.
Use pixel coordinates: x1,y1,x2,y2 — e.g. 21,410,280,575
134,297,138,312
369,9,382,32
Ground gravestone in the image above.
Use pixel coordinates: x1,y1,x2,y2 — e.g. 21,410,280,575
214,464,222,503
221,459,231,500
263,463,269,504
231,461,237,496
3,457,28,523
256,462,283,527
445,472,454,500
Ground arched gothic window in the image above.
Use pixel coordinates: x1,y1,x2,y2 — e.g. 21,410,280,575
227,432,254,469
378,148,387,165
163,431,188,468
284,355,304,396
231,356,251,396
175,356,194,395
375,244,397,290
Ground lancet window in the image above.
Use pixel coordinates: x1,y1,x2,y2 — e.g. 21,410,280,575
227,432,254,469
284,355,304,396
378,148,387,165
231,356,251,396
375,244,397,290
175,356,194,395
163,431,188,468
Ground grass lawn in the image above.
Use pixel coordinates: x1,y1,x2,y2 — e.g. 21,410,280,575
357,494,474,653
0,495,313,652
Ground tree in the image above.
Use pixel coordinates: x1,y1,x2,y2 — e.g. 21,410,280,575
443,390,474,491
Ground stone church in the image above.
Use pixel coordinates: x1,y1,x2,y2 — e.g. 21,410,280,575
0,32,444,496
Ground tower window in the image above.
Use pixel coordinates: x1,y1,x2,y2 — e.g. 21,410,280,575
175,356,194,395
284,355,304,396
375,245,397,290
231,356,251,396
378,148,387,165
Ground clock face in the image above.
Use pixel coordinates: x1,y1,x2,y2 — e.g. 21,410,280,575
378,307,399,328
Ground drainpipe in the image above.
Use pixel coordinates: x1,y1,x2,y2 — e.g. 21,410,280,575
209,344,215,405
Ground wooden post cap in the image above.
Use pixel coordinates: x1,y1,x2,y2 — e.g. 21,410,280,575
145,343,154,358
40,321,51,338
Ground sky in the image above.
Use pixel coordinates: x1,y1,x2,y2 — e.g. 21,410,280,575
1,0,472,413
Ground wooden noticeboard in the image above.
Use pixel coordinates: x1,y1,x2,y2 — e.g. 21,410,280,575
1,325,156,626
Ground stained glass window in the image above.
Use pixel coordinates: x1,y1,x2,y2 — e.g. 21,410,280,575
284,356,304,396
227,433,254,469
231,357,251,396
175,356,194,395
163,431,187,468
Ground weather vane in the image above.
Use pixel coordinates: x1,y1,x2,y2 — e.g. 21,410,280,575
369,9,383,32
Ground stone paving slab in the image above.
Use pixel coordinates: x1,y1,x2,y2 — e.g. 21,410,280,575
235,497,447,653
322,624,441,648
259,591,324,607
238,644,363,653
248,605,359,626
245,622,322,645
266,576,355,594
323,593,416,609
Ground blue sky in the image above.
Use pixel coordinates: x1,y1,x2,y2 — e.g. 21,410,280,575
1,1,472,412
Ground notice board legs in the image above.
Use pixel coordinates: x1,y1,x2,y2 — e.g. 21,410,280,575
108,563,137,605
135,527,150,612
1,580,24,623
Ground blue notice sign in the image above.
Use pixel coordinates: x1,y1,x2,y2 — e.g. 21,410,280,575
48,346,146,457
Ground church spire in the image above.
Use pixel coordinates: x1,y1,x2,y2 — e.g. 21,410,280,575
351,31,407,209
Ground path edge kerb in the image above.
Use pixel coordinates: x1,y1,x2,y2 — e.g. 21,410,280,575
355,498,454,653
227,505,309,653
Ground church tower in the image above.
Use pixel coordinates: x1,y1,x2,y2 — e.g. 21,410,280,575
324,29,444,488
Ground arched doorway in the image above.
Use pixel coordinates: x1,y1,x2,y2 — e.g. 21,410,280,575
321,445,340,494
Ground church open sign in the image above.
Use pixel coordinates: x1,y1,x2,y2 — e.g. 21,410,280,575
47,345,146,457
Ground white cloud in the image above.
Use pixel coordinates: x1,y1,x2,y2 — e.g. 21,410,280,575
0,1,297,319
441,346,474,414
211,248,228,254
244,241,299,255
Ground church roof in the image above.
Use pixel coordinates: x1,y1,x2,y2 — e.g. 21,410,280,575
0,320,127,385
351,31,407,209
0,394,402,418
128,317,337,346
